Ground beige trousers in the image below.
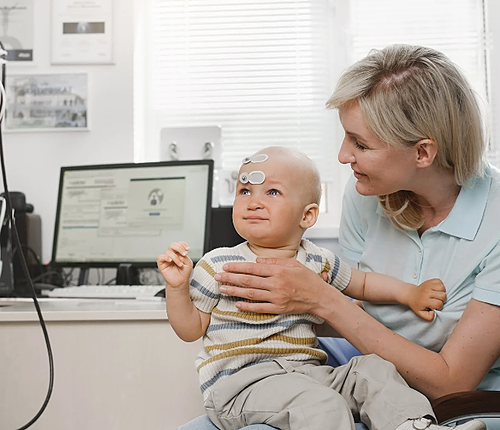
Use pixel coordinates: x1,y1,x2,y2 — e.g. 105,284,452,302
204,354,435,430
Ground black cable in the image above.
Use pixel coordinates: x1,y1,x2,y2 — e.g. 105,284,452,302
63,267,75,286
21,244,43,268
0,41,54,429
11,244,44,280
31,270,65,286
12,245,66,288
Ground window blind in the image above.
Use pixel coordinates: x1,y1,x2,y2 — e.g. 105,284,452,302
137,0,337,180
135,0,492,227
348,0,496,164
349,0,488,122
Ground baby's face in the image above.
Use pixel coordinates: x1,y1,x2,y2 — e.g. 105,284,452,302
232,151,310,248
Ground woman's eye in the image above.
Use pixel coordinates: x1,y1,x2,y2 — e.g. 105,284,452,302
354,140,367,150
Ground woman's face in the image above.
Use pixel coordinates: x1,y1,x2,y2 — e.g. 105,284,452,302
338,102,417,196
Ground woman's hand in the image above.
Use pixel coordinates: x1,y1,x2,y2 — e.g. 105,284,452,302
216,255,500,399
215,257,331,315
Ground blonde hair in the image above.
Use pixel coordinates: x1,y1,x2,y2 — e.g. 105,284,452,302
327,44,486,229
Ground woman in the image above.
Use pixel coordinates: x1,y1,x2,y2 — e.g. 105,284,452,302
178,44,500,429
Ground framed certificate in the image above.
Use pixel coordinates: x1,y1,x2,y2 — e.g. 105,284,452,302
51,0,113,64
0,0,34,62
5,73,88,131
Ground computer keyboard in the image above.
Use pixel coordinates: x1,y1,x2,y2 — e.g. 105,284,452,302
44,284,165,299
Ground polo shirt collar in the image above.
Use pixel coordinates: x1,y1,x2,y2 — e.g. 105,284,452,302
375,166,492,241
439,168,491,240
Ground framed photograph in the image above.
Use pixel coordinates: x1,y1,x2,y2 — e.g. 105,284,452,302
0,0,35,62
51,0,113,64
5,73,88,132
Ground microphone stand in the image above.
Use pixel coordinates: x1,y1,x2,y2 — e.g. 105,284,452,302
0,40,14,295
0,40,5,88
0,40,55,429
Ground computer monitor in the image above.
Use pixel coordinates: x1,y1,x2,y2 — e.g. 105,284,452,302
51,160,213,283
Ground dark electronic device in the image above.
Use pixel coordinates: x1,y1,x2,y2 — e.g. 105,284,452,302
50,160,213,284
209,206,244,251
0,195,13,295
0,192,42,297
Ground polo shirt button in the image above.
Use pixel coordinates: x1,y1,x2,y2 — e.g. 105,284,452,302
417,247,422,253
412,271,418,278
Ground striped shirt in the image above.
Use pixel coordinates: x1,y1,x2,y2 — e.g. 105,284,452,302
189,238,352,399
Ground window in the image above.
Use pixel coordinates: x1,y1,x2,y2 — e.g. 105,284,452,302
347,0,493,162
134,1,337,176
134,0,491,237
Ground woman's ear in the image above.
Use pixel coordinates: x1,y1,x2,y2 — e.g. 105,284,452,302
300,203,319,229
415,139,438,168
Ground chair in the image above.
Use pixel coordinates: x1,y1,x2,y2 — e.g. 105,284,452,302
431,391,500,429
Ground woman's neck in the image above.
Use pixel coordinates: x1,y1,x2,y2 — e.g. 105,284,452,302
413,168,461,234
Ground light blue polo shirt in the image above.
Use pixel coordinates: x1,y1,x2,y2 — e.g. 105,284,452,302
339,164,500,390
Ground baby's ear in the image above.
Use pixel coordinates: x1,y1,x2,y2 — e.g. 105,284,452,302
300,203,319,229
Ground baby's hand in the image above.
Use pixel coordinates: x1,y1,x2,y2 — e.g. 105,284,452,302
408,278,447,321
157,242,193,289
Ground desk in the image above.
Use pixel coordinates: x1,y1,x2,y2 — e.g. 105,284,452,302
0,298,205,430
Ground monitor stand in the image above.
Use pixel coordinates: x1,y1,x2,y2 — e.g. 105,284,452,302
78,267,90,285
115,264,140,285
77,265,141,285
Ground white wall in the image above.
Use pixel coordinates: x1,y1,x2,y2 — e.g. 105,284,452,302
488,0,500,162
2,0,135,262
1,0,499,263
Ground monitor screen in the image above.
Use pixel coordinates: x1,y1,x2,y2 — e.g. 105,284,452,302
51,160,213,267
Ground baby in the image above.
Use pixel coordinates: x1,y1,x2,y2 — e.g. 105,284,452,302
158,146,484,430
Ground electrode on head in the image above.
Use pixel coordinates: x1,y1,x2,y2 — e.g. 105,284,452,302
239,153,268,184
239,171,265,185
241,154,268,164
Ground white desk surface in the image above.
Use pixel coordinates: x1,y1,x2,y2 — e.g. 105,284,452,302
0,297,204,430
0,297,168,322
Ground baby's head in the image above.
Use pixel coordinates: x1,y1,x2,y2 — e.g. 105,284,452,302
232,146,321,250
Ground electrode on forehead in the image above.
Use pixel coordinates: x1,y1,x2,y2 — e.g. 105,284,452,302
242,153,268,164
239,171,265,185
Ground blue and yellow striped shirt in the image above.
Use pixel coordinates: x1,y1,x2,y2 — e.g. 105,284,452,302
189,239,352,399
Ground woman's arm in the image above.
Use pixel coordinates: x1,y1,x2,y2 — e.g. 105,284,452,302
321,290,500,399
345,270,446,321
215,258,500,400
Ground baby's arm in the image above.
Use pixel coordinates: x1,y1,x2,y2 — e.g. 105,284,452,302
157,242,210,341
343,269,446,321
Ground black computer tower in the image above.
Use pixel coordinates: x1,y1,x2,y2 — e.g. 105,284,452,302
209,206,244,251
0,192,42,297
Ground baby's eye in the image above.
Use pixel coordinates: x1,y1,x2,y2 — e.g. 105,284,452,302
268,189,281,196
239,188,250,195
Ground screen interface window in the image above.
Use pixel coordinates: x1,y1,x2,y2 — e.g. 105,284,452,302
54,163,210,264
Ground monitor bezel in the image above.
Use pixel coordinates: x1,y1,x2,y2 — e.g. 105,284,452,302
50,159,214,269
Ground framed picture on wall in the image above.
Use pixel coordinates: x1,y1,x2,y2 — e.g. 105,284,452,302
0,0,34,62
51,0,113,64
5,73,88,132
